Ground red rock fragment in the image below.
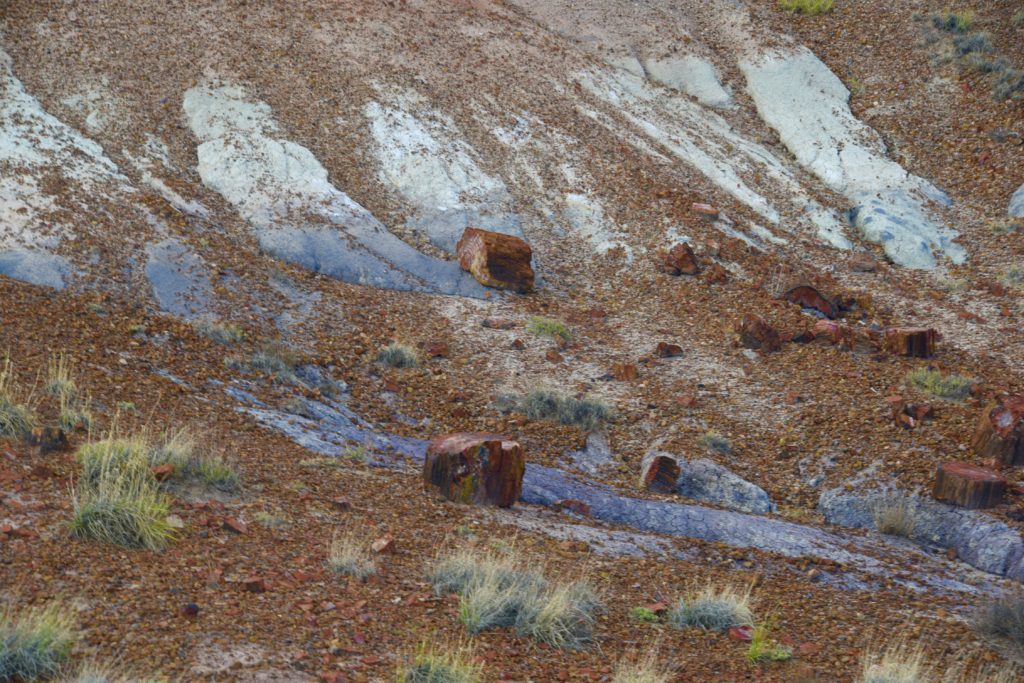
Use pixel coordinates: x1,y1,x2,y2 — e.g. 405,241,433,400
241,576,269,593
318,672,347,683
330,498,352,512
425,342,449,358
734,314,781,352
658,242,700,276
423,433,525,508
883,327,937,358
691,202,719,219
656,342,683,358
545,349,563,363
151,463,175,481
610,363,638,381
729,625,754,642
972,395,1024,466
511,339,525,350
639,452,680,493
552,499,591,517
482,318,516,330
676,395,697,408
222,517,247,535
456,227,535,293
703,263,729,284
933,461,1006,509
782,285,838,319
180,602,200,618
848,253,878,272
371,534,395,554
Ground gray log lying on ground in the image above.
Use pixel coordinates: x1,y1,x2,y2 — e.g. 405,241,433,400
674,458,775,514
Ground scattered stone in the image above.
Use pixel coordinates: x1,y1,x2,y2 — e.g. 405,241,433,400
655,342,683,358
933,462,1006,510
26,426,68,453
222,517,248,535
675,458,775,514
781,285,837,319
610,363,638,381
180,602,200,618
545,349,564,363
639,451,681,493
882,327,937,358
165,514,186,529
241,576,269,593
424,342,449,358
422,433,525,507
729,625,754,642
330,498,352,512
456,227,535,293
371,534,395,554
691,202,719,219
812,320,854,347
972,395,1024,467
703,263,729,284
658,242,700,276
511,339,525,350
482,318,516,329
734,314,781,352
151,463,175,481
886,395,934,430
552,499,591,517
848,253,878,272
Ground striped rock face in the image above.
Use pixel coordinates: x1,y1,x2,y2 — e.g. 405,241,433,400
455,228,535,293
423,433,525,507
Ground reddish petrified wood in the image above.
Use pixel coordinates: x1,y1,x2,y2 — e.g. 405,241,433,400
656,342,684,358
883,327,937,358
423,433,525,507
658,243,700,276
26,426,69,453
886,395,934,430
972,395,1024,466
734,314,781,352
610,363,638,381
639,452,680,493
456,228,535,293
932,461,1006,509
782,285,838,319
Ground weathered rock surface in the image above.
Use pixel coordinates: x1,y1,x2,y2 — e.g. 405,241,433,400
423,432,525,507
972,395,1024,466
1011,183,1024,218
933,462,1006,510
674,458,774,514
455,227,535,293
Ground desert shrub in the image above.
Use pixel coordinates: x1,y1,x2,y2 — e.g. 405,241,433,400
514,580,599,649
907,368,972,400
974,594,1024,655
779,0,833,15
0,600,77,682
518,389,612,431
746,619,792,664
0,358,37,439
77,437,151,482
1002,268,1024,288
59,392,93,432
872,494,919,538
994,68,1024,100
194,319,244,345
860,643,926,683
952,31,993,56
396,641,482,683
327,531,377,580
699,431,731,455
377,343,419,369
527,316,572,343
227,341,299,381
668,584,753,631
458,564,526,634
612,653,671,683
44,353,77,399
189,455,241,492
69,461,175,550
933,9,975,33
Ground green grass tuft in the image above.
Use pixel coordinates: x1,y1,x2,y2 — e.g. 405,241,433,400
377,343,419,369
513,580,599,649
527,316,572,343
668,584,754,631
59,392,93,432
629,606,659,623
69,460,175,550
0,601,78,682
396,641,482,683
746,618,792,664
518,389,612,431
0,358,37,439
327,531,377,580
779,0,833,15
907,367,973,400
1014,10,1024,28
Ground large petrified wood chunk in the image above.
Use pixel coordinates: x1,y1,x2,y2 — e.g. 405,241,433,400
639,451,680,493
423,433,525,507
734,314,781,352
456,227,535,293
972,395,1024,466
657,242,700,276
782,285,838,319
882,327,937,358
932,461,1006,509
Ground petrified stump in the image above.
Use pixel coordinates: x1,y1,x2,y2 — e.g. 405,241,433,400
972,395,1024,466
933,462,1006,509
658,243,700,276
782,285,838,319
423,433,525,507
734,314,781,352
456,228,535,293
883,327,936,358
639,451,680,493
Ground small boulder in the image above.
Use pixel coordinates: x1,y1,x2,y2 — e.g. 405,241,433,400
734,314,781,352
658,243,700,276
848,253,878,273
456,228,535,293
423,433,525,508
781,285,837,319
610,363,638,381
675,458,774,514
655,342,683,358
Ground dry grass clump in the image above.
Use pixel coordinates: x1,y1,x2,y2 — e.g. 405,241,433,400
44,353,77,400
513,580,600,649
327,531,377,580
860,643,927,683
779,0,833,15
62,661,165,683
906,368,972,400
527,316,572,344
973,593,1024,656
518,389,612,431
0,357,37,439
59,392,93,432
0,600,78,681
611,651,671,683
396,641,482,683
872,494,919,538
668,584,754,631
69,461,175,550
226,340,300,382
933,9,975,33
377,343,419,369
194,319,244,345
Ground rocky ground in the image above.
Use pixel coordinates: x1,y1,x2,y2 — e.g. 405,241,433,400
1,0,1024,681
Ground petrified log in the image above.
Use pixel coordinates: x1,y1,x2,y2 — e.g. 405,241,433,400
658,243,700,276
734,314,781,352
883,327,937,358
656,342,684,358
610,363,638,381
456,228,535,293
782,285,838,319
933,461,1006,509
639,451,681,493
423,433,525,507
972,395,1024,466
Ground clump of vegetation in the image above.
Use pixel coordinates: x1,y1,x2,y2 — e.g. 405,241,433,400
1014,10,1024,28
973,594,1024,656
872,494,919,538
860,643,927,683
778,0,833,15
377,343,419,369
612,652,671,683
993,68,1024,100
933,9,975,33
668,584,754,632
44,353,77,399
629,606,659,623
396,641,482,683
194,319,245,345
518,389,612,431
63,661,165,683
746,619,792,664
699,431,731,455
0,358,37,439
527,316,572,344
0,600,78,682
253,511,289,529
327,531,377,580
907,367,973,400
59,392,93,432
429,547,600,649
69,461,175,550
227,341,300,382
